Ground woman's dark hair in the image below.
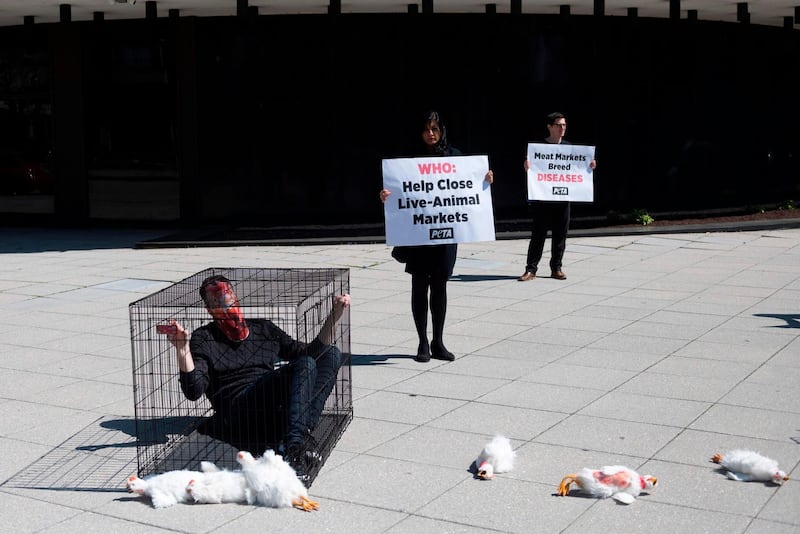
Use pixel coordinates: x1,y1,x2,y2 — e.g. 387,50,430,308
421,110,450,155
199,274,231,303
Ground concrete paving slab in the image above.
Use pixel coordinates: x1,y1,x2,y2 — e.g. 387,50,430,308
353,390,467,425
385,371,510,401
689,404,800,441
674,340,788,363
746,364,800,386
366,426,504,471
576,391,711,428
473,339,576,362
213,499,408,534
564,500,751,534
719,382,800,414
746,519,800,534
771,338,800,367
557,347,665,372
758,479,800,524
0,437,53,482
586,332,690,355
417,476,592,534
96,494,254,532
479,381,605,413
426,403,566,442
617,371,734,402
384,515,489,534
618,320,716,340
0,371,81,401
335,417,416,454
313,454,469,513
647,355,756,380
568,303,653,321
39,512,177,534
520,362,636,390
351,363,422,390
536,415,683,458
510,326,608,347
0,491,83,533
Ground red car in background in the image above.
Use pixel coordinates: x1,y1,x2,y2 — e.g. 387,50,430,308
0,148,56,195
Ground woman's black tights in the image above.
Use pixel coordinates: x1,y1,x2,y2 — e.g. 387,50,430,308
411,273,449,355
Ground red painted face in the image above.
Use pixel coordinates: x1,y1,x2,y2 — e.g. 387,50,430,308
204,280,249,341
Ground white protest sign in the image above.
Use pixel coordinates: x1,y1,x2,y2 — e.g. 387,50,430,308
526,143,595,202
382,155,495,247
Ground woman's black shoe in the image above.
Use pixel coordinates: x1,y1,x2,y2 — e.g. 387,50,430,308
431,344,455,361
414,341,431,362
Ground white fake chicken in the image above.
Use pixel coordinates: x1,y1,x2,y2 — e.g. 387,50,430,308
236,450,319,511
185,461,248,504
711,449,789,484
475,434,516,480
557,465,657,504
125,469,203,508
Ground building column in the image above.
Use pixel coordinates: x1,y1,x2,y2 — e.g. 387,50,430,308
51,23,88,222
737,2,749,23
670,0,680,21
172,17,200,223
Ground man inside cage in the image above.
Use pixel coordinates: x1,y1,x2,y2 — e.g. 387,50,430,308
162,274,350,482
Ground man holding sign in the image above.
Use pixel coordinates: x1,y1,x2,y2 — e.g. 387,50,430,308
519,112,596,281
380,110,494,363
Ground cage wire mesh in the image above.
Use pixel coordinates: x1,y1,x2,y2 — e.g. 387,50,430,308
129,267,351,487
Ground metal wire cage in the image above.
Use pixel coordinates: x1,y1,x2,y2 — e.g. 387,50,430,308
128,267,351,487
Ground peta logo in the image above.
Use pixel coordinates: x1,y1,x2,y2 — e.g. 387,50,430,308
429,228,454,240
552,187,569,195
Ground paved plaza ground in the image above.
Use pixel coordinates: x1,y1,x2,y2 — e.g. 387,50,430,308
0,224,798,533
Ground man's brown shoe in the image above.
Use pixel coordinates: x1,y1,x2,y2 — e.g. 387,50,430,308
518,271,536,281
551,270,567,280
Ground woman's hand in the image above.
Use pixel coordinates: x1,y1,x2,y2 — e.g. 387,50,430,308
523,158,530,171
379,189,391,203
484,170,494,184
589,159,597,170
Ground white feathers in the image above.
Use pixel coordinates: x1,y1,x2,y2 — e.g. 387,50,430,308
475,434,516,480
236,450,319,511
185,461,248,504
712,449,789,484
125,443,789,513
557,465,658,504
125,451,318,510
126,469,203,508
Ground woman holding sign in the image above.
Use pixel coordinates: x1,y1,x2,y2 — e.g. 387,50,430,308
380,110,493,363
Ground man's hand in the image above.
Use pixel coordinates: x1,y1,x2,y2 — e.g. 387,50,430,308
332,294,351,322
162,320,194,372
163,320,189,348
334,294,351,310
320,294,351,345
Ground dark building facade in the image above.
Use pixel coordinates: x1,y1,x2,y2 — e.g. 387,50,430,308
1,13,798,228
